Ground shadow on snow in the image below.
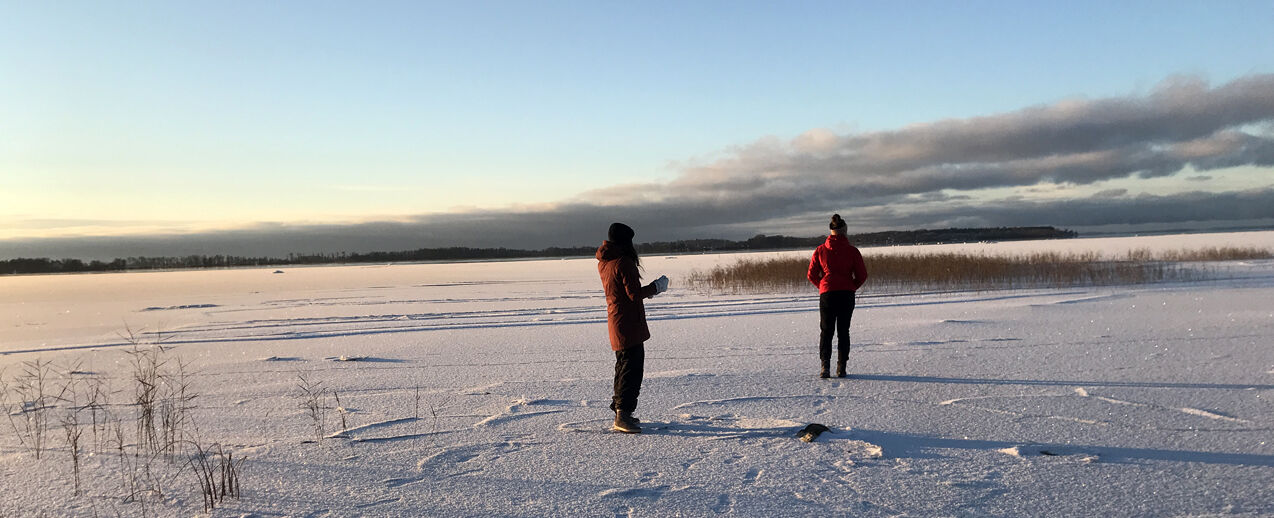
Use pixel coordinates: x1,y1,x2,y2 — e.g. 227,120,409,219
853,373,1274,391
848,428,1274,467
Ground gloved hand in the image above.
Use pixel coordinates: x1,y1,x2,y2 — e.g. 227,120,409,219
653,275,669,294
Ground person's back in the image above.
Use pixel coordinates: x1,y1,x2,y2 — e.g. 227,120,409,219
807,214,868,378
809,234,867,294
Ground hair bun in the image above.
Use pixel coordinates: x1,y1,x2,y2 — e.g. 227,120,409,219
829,214,846,230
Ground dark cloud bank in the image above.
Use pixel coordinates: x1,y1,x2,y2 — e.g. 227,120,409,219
8,74,1274,260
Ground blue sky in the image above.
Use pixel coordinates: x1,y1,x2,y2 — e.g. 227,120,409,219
2,1,1273,258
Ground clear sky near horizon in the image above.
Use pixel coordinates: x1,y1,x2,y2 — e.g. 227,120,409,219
3,1,1274,259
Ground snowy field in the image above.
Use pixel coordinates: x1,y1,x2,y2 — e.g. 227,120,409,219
2,231,1273,517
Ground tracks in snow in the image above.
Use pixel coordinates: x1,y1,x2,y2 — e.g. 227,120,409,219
6,288,1118,354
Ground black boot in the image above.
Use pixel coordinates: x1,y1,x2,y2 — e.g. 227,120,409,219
819,360,831,379
837,347,850,378
613,411,641,433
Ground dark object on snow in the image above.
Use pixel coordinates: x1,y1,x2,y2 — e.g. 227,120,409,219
273,270,284,273
798,423,830,442
325,355,366,362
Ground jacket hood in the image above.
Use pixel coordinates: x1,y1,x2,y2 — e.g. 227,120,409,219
596,240,624,261
824,234,850,248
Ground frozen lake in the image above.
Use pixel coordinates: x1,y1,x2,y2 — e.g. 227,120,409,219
1,231,1272,516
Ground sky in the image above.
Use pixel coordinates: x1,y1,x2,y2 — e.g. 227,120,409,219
2,1,1274,260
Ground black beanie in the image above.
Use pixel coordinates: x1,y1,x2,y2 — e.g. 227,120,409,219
608,222,635,243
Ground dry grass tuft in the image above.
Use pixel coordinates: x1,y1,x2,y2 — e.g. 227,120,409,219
687,246,1271,294
688,257,809,294
1126,246,1273,262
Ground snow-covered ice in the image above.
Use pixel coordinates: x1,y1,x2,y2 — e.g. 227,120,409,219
1,232,1272,516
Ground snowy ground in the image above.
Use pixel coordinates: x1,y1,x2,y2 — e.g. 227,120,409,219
2,232,1272,517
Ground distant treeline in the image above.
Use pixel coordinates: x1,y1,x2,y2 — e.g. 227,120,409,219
640,226,1076,253
1,226,1075,275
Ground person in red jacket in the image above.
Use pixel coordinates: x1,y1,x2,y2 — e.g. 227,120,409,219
597,222,668,433
807,214,868,378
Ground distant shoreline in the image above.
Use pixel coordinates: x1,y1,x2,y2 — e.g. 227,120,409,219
1,226,1078,276
15,225,1274,277
1072,223,1274,239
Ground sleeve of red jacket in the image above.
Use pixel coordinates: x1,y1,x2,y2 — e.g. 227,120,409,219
851,248,869,291
807,249,824,286
620,259,658,301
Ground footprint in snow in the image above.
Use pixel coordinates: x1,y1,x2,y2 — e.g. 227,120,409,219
998,445,1099,462
598,486,670,499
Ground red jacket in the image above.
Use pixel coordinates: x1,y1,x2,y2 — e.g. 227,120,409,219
807,235,868,293
597,241,658,351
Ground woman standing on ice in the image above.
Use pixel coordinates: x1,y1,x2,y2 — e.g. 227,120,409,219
807,214,869,378
597,222,668,433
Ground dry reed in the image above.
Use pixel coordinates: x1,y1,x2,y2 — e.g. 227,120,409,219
687,246,1271,294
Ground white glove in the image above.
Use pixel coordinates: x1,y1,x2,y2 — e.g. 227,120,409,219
653,275,669,294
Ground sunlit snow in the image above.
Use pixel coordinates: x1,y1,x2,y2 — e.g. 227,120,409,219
1,232,1271,516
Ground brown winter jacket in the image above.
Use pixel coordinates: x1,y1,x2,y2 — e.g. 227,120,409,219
597,241,658,351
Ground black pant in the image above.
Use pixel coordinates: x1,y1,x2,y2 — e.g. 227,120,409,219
819,291,855,363
611,343,644,414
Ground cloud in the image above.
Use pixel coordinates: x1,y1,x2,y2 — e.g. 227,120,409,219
559,74,1274,232
4,74,1274,260
1091,189,1129,199
600,75,1274,208
845,187,1274,230
7,186,1274,261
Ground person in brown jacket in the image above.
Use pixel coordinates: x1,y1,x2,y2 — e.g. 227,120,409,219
597,222,668,433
